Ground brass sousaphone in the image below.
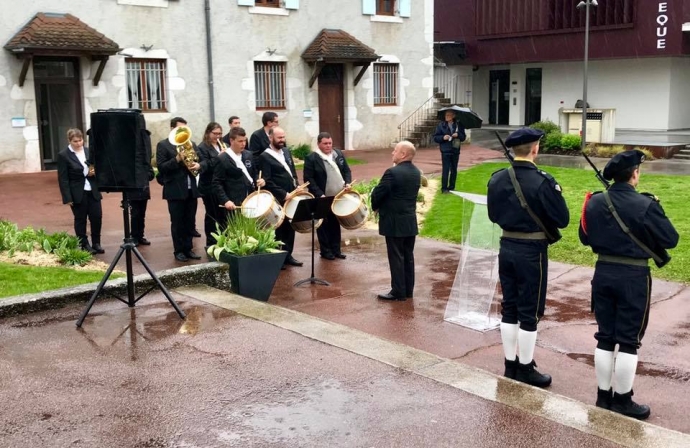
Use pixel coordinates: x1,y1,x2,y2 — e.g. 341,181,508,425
168,126,199,176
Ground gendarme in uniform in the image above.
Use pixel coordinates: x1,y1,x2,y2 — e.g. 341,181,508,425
487,128,570,388
579,149,678,420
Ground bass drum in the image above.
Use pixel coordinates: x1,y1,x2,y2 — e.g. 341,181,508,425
241,190,284,230
284,190,323,233
332,190,369,230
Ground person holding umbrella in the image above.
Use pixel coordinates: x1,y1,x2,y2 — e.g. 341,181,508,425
433,108,467,194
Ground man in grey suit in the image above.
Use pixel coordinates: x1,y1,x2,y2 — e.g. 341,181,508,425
371,141,421,301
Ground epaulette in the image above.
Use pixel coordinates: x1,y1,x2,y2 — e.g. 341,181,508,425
590,191,603,196
490,168,506,177
537,169,563,192
537,169,555,181
640,192,660,203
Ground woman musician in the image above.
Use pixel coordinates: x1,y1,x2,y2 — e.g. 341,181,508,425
197,122,228,250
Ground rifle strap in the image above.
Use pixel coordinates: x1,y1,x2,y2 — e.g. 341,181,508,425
602,190,663,264
507,167,555,242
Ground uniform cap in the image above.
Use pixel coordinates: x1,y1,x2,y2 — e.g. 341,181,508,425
602,150,645,181
505,128,545,148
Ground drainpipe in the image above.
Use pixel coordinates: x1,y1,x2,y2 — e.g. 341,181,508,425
204,0,215,121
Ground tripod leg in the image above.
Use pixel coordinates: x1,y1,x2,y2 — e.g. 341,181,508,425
310,214,316,278
132,247,186,319
125,246,136,307
76,245,127,327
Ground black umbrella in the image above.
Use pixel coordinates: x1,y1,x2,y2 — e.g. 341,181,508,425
437,105,483,129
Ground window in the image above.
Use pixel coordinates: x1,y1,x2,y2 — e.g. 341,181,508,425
373,63,398,106
254,61,286,110
377,0,395,15
125,59,167,112
255,0,280,6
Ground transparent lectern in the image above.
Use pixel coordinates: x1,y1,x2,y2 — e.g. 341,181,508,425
443,191,501,332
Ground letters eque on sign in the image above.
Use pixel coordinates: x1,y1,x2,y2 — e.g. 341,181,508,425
657,2,669,49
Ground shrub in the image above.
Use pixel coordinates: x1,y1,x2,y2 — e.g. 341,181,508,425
529,120,560,135
560,134,582,151
542,131,563,152
54,239,93,266
207,212,283,260
289,143,311,161
634,147,655,161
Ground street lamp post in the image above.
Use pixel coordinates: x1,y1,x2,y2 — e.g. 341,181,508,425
577,0,598,151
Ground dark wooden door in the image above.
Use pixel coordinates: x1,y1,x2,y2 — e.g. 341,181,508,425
34,57,83,170
525,68,542,126
318,64,345,149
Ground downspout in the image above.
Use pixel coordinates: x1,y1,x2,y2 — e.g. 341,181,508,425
204,0,215,121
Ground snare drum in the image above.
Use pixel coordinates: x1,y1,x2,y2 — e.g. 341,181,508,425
241,190,284,230
284,190,323,233
332,190,369,230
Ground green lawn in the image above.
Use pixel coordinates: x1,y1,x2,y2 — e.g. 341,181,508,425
421,162,689,283
0,262,122,299
346,158,366,166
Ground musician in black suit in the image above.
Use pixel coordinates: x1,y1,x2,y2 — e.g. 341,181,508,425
213,127,265,224
303,132,352,260
248,111,279,169
260,127,303,267
126,129,155,247
57,128,104,255
221,116,241,146
371,141,421,301
156,117,202,262
197,121,226,248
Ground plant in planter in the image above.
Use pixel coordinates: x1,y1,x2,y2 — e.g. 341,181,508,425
207,213,287,302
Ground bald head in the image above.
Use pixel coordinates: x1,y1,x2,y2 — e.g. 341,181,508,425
392,140,416,164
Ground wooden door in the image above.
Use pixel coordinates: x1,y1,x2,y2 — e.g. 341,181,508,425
318,64,345,149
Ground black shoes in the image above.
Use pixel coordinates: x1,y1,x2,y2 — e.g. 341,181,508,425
81,244,97,255
515,360,552,388
320,252,336,260
91,244,105,254
504,358,520,380
596,388,612,410
377,293,407,301
334,253,346,259
175,252,189,262
191,230,201,238
137,237,151,246
610,391,651,420
284,256,303,267
185,251,202,260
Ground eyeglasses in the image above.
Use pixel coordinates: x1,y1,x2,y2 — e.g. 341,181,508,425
211,131,222,136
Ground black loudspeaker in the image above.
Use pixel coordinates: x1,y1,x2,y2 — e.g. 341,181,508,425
90,109,152,192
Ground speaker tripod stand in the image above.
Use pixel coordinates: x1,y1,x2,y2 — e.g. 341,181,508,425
76,194,186,327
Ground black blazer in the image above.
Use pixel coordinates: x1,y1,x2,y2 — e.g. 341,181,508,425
433,121,466,154
212,150,258,207
303,149,352,198
249,128,270,167
371,161,421,238
57,147,101,205
155,138,200,201
260,148,298,205
197,141,224,196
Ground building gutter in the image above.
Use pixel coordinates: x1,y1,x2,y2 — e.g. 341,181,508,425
204,0,215,121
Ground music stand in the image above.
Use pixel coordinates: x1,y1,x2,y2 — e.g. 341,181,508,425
76,194,186,327
293,196,335,287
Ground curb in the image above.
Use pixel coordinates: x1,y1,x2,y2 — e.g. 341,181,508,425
0,262,230,319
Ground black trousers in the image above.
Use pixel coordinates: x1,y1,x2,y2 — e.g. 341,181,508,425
129,199,148,241
441,151,460,191
167,190,197,255
498,239,548,332
592,262,652,351
316,211,342,256
275,219,295,256
71,192,102,247
201,193,222,247
385,236,416,298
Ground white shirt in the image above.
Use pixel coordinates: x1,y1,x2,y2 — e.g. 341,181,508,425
264,147,294,180
69,145,91,191
228,151,253,183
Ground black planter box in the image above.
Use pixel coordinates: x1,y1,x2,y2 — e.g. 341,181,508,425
219,251,287,302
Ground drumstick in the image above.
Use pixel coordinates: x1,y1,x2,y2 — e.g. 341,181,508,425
257,170,263,195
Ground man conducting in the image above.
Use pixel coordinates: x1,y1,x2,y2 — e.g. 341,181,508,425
487,128,569,388
303,132,352,260
579,150,678,419
372,141,421,301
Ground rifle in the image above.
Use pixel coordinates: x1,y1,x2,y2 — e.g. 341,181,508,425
581,149,610,189
494,131,514,164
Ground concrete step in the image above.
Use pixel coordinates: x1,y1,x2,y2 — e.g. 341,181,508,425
674,154,690,160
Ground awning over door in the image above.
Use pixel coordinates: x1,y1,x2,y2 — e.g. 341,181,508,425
4,13,120,86
301,29,380,87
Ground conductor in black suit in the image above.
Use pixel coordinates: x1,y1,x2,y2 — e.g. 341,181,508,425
57,128,104,255
260,127,303,267
213,127,265,224
248,111,279,169
156,117,202,262
126,129,155,247
303,132,352,260
371,141,421,301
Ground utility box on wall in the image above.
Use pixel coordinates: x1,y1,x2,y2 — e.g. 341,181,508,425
560,108,616,143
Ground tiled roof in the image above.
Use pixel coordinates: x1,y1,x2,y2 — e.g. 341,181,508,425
302,29,379,62
4,13,120,54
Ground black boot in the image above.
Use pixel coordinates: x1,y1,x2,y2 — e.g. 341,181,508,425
596,388,612,409
515,360,552,388
504,358,519,379
610,390,650,420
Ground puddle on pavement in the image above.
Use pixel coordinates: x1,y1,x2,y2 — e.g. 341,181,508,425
545,298,591,323
567,353,690,382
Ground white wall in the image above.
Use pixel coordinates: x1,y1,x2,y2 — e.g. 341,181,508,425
668,57,690,130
